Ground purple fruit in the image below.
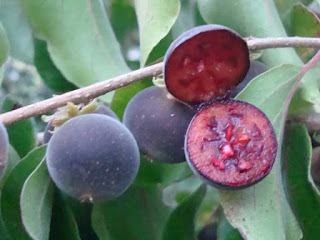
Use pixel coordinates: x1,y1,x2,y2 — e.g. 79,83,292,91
123,86,196,163
46,114,139,202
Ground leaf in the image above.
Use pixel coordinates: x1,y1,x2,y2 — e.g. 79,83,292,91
283,124,320,239
50,191,81,240
1,96,36,157
217,218,243,240
20,0,129,100
0,192,11,240
135,158,192,187
111,79,152,120
219,65,303,240
290,3,320,62
171,0,196,39
0,0,33,63
162,184,206,240
134,0,180,66
1,146,46,240
0,22,9,66
0,146,20,188
92,184,171,240
33,38,77,92
20,159,55,240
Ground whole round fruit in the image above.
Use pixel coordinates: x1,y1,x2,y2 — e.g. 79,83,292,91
0,122,9,179
43,105,119,144
164,24,250,105
185,100,277,189
123,86,196,163
46,114,140,202
311,146,320,184
230,60,268,97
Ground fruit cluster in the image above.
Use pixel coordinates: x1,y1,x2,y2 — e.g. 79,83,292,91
11,24,278,203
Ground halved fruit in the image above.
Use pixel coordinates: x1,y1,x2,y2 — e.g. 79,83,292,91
185,100,277,189
164,25,250,106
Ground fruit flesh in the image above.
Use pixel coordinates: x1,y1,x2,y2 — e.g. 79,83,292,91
185,100,277,188
46,114,140,202
164,24,249,105
123,86,196,163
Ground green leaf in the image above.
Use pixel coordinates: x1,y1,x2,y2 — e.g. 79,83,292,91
217,218,243,240
0,0,33,63
1,146,46,240
135,158,192,187
20,0,129,100
0,146,20,188
111,79,152,120
162,184,206,240
1,96,36,157
283,124,320,239
134,0,180,66
290,3,320,62
0,22,9,66
171,0,196,39
92,184,171,240
219,65,303,240
20,159,55,240
50,191,81,240
0,191,11,240
34,38,77,92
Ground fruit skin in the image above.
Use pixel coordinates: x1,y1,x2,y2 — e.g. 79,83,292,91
198,223,217,240
46,114,140,202
230,60,268,97
43,105,119,144
164,24,250,106
185,100,277,189
0,122,9,179
123,86,196,163
311,146,320,184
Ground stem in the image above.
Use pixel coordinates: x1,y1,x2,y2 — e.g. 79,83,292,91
1,37,320,125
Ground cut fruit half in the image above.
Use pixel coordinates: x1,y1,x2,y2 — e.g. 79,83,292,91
164,25,250,106
185,100,277,189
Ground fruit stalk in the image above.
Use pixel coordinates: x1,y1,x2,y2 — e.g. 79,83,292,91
0,37,320,126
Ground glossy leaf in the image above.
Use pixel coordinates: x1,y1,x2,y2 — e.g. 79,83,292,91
218,65,303,240
20,159,55,240
163,184,206,240
0,192,11,240
20,0,129,101
50,191,81,240
283,124,320,239
135,158,192,187
1,96,36,157
33,38,77,92
1,146,46,240
290,3,320,62
134,0,180,66
0,22,9,66
0,0,33,63
92,184,171,240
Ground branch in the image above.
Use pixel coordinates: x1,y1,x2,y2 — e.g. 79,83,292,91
1,37,320,125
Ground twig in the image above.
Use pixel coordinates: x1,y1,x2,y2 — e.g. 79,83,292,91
1,37,320,125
